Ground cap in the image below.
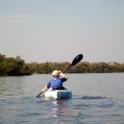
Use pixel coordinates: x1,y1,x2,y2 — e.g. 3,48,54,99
52,70,61,76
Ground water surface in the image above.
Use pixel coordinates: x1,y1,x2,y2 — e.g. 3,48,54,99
0,73,124,124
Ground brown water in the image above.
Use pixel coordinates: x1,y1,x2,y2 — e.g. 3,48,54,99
0,73,124,124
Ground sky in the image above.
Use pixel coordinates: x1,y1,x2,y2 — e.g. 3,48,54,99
0,0,124,63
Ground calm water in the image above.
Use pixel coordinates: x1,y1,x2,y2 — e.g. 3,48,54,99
0,73,124,124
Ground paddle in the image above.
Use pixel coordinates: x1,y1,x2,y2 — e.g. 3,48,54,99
63,54,83,73
36,54,83,97
36,91,43,97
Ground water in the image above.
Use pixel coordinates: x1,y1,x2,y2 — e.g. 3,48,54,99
0,73,124,124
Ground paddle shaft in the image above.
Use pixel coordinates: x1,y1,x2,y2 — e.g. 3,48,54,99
36,91,43,97
63,65,71,73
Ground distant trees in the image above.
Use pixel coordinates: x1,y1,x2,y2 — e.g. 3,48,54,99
27,62,70,74
0,53,124,76
27,61,124,74
0,53,31,76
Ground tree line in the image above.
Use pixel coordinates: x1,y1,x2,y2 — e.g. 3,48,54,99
0,53,124,76
0,54,31,76
27,61,124,74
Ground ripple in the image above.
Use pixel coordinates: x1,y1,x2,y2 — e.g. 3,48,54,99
73,95,106,100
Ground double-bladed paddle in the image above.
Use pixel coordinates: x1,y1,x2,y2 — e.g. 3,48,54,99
36,54,83,97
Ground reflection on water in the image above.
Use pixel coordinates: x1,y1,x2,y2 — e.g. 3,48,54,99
0,73,124,124
51,100,69,117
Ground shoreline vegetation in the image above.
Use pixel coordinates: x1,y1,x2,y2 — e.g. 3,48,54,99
0,53,124,76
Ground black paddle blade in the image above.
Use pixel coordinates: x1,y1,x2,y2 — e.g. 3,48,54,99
71,54,83,66
63,54,83,73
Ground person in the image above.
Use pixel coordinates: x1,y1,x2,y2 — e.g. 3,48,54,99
41,70,68,92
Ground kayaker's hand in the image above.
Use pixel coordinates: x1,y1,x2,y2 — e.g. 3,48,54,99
60,73,68,79
42,86,48,92
60,72,64,77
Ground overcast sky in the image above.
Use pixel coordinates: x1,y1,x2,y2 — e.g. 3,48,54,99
0,0,124,63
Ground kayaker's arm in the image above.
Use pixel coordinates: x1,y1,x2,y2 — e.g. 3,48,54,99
41,86,48,92
60,73,68,79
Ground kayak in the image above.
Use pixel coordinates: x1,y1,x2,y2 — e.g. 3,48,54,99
45,86,72,99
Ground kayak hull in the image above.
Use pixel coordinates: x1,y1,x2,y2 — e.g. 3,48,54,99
45,86,72,99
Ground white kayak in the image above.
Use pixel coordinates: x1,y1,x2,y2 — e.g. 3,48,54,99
45,86,72,99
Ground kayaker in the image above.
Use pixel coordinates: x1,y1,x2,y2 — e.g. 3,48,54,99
41,70,68,92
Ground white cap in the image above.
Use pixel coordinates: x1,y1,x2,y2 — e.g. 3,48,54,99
52,70,61,76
